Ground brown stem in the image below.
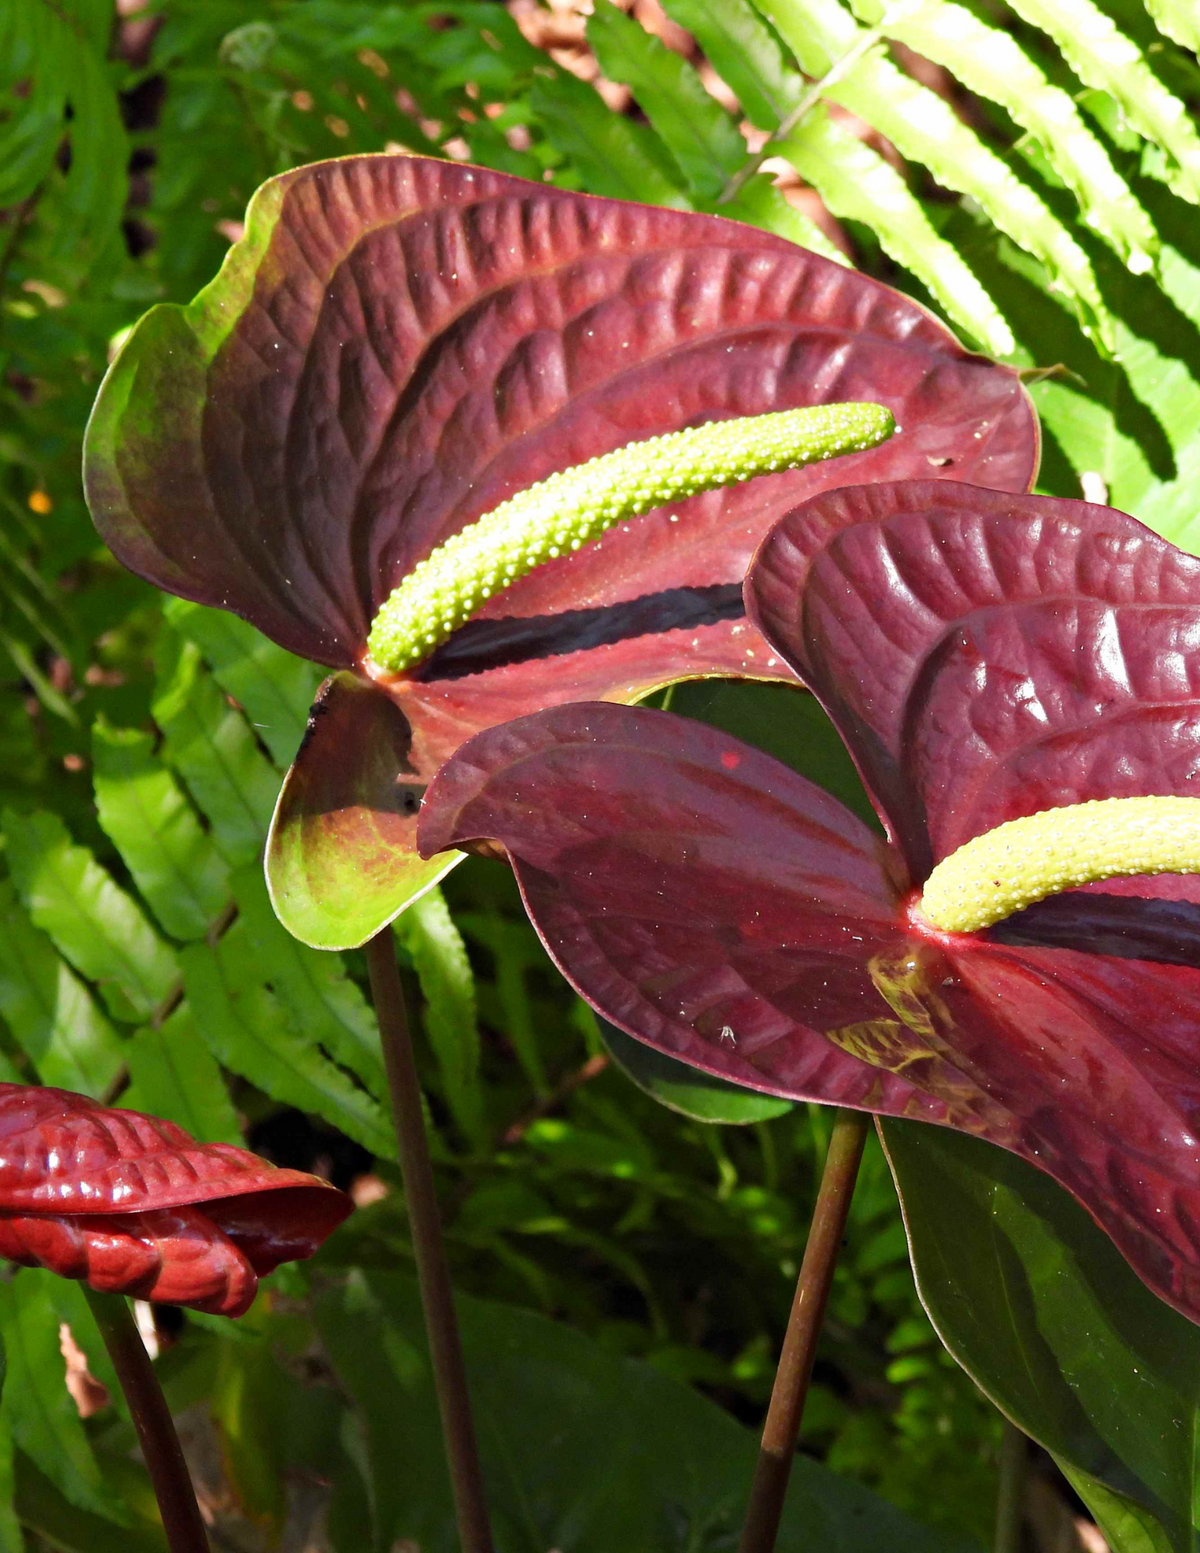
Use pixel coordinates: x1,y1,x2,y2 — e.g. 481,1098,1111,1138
500,1052,610,1147
81,1288,209,1553
364,929,494,1553
738,1107,870,1553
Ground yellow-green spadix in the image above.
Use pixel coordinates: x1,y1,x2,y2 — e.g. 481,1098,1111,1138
366,402,895,674
919,796,1200,934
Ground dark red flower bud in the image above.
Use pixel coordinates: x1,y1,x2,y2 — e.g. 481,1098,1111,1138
0,1085,352,1316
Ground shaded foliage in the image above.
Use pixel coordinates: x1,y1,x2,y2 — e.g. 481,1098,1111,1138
3,0,1200,1548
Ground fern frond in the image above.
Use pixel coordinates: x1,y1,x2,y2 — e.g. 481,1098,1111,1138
756,0,1110,340
92,719,231,943
2,809,178,1023
588,0,746,200
662,0,808,130
530,68,690,205
0,0,129,265
181,932,395,1159
782,107,1015,352
589,0,842,255
1143,0,1200,53
660,0,1010,344
1005,0,1200,205
850,0,1157,274
720,175,849,262
0,880,124,1098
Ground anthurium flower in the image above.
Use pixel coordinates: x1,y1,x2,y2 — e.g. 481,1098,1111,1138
83,154,1037,950
0,1084,352,1315
417,480,1200,1323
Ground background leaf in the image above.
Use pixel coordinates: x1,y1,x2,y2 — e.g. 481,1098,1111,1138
163,600,321,770
0,880,121,1094
3,809,178,1023
600,1016,795,1124
0,1279,128,1525
92,717,229,941
395,886,485,1146
315,1269,978,1553
119,1010,242,1145
881,1118,1200,1553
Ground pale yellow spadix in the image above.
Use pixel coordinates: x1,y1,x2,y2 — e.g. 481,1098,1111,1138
366,402,894,674
919,796,1200,934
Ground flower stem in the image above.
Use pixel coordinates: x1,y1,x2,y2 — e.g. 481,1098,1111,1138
81,1288,209,1553
364,929,494,1553
738,1107,870,1553
993,1419,1027,1553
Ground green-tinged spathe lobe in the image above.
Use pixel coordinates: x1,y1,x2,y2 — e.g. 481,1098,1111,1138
919,796,1200,934
367,402,894,673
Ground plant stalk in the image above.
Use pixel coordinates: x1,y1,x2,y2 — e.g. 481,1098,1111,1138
993,1418,1027,1553
738,1107,870,1553
81,1288,209,1553
364,929,494,1553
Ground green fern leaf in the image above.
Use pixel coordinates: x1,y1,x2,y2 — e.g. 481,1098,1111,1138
756,0,1109,339
660,0,1006,337
661,0,807,129
181,927,394,1159
719,174,848,261
529,69,690,206
0,1280,128,1524
587,0,747,200
152,632,280,867
849,0,1157,274
591,0,842,256
1005,0,1200,205
395,887,485,1146
0,631,77,726
1143,0,1200,52
455,912,556,1097
2,810,177,1023
0,517,73,662
0,880,124,1097
120,1009,242,1145
0,0,129,265
92,718,230,942
229,865,388,1103
163,599,322,770
782,106,1016,353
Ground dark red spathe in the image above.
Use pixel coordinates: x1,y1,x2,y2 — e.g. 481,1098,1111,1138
0,1085,352,1315
417,482,1200,1322
83,155,1038,945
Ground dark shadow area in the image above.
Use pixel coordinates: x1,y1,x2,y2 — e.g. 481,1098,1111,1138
990,890,1200,967
420,581,745,679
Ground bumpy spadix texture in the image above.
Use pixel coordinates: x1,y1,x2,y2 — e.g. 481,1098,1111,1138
920,797,1200,932
366,404,894,673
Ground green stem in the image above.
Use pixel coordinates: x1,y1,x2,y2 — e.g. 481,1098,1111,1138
81,1288,209,1553
993,1418,1027,1553
364,930,494,1553
738,1108,870,1553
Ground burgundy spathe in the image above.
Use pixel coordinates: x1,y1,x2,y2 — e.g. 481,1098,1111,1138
83,155,1038,944
417,481,1200,1323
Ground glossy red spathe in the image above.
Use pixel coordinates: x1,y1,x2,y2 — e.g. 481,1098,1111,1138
417,482,1200,1322
0,1084,352,1316
83,155,1038,946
